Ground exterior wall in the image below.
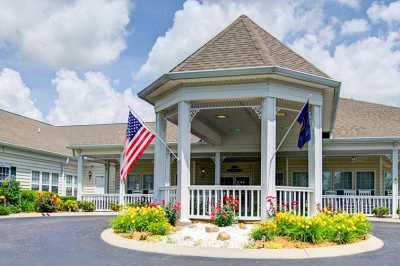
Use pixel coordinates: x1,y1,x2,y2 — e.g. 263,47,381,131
0,146,74,195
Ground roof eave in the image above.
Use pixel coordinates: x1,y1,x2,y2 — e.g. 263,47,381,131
0,140,70,159
138,66,341,104
326,137,400,144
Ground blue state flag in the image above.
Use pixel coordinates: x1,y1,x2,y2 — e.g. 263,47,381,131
297,101,311,149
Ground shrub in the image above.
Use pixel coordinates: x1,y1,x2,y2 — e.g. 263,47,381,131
0,205,11,216
60,200,79,212
109,202,122,212
60,196,77,202
250,220,278,241
112,205,172,235
21,190,37,202
162,201,181,226
0,178,21,205
372,207,389,217
7,205,21,214
211,196,239,227
79,201,95,212
36,192,60,212
251,211,371,245
20,200,36,212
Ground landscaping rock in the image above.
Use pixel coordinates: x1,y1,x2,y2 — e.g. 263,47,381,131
189,224,197,229
184,236,193,241
217,231,231,241
205,224,219,233
239,223,246,229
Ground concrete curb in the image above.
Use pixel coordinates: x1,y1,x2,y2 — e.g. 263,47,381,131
101,229,384,259
368,217,400,223
0,212,117,219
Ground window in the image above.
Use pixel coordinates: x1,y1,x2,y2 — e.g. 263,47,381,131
334,171,352,190
51,173,59,194
0,167,10,181
73,176,78,196
292,172,308,187
32,171,61,193
66,175,73,196
323,171,332,192
32,171,40,191
356,171,374,190
127,174,154,194
41,172,50,192
143,175,153,193
384,171,392,193
276,172,284,186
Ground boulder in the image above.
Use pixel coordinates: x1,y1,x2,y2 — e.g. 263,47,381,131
239,223,246,229
184,236,193,241
217,231,231,241
205,224,219,233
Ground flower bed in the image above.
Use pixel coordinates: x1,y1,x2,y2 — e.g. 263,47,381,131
0,177,96,215
248,210,371,248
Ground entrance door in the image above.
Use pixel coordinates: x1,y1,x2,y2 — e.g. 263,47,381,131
95,175,105,194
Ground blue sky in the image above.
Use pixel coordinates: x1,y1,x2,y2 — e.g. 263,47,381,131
0,0,399,125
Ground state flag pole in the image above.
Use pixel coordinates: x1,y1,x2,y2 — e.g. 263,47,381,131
128,106,179,161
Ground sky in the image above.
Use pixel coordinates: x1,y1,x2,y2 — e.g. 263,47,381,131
0,0,399,125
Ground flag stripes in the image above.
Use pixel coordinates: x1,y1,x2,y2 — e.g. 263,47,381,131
120,112,154,181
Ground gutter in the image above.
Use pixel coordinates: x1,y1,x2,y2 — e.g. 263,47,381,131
325,137,400,144
138,66,341,102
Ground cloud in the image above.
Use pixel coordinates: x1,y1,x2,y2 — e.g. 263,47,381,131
341,19,369,35
0,68,43,120
367,1,400,24
46,70,154,125
336,0,361,9
0,0,130,68
135,0,324,81
291,30,400,107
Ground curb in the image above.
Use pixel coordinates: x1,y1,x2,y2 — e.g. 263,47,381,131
0,212,118,219
368,217,400,223
101,229,384,259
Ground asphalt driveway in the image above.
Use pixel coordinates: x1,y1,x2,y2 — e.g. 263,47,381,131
0,216,399,266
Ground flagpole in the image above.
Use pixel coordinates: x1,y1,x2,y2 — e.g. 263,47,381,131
128,106,179,161
271,96,311,161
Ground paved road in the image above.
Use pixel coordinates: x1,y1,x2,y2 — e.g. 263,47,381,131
0,217,399,266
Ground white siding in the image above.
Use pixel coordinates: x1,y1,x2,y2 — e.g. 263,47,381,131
0,146,71,193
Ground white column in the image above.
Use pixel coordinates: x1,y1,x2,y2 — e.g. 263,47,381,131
119,153,125,204
177,101,191,223
77,155,84,200
154,112,167,201
392,144,399,217
60,163,66,196
164,151,171,187
308,105,323,216
214,152,221,185
260,97,276,219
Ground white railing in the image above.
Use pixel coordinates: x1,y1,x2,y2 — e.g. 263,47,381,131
81,194,119,211
188,185,261,220
160,186,177,203
322,195,392,215
124,194,153,205
276,186,313,216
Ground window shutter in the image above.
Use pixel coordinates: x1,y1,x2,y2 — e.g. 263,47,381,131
10,167,16,178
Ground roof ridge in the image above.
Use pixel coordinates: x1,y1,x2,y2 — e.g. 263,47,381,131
244,17,329,78
240,15,276,66
170,16,247,72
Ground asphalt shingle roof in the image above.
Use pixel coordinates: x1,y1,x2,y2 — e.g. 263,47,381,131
171,15,329,78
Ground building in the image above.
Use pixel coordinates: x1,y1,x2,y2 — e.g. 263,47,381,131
1,15,399,220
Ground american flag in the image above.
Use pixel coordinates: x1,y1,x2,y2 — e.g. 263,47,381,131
120,111,154,181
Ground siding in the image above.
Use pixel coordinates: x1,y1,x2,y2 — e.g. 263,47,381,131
0,147,67,191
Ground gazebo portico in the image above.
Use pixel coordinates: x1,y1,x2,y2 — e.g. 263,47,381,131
144,71,338,222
